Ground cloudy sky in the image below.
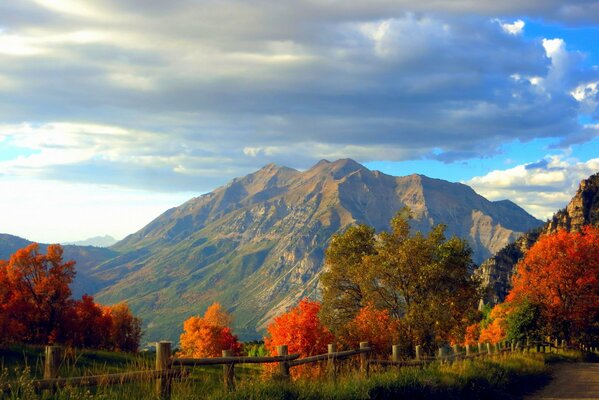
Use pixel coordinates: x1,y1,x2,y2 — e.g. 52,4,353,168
1,0,598,243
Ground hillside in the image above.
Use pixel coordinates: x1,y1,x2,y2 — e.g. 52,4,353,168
476,172,599,304
88,159,541,342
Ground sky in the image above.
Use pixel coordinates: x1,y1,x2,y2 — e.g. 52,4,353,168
0,1,598,243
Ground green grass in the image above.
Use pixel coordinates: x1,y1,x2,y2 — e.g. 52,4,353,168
2,347,592,399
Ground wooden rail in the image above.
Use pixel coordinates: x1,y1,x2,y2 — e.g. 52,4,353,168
4,338,588,400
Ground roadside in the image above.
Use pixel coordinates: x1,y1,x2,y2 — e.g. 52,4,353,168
525,362,599,400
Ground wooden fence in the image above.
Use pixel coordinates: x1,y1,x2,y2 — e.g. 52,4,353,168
4,339,590,399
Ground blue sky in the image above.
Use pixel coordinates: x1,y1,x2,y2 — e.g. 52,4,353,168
0,1,598,242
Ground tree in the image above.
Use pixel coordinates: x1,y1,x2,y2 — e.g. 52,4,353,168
507,227,599,343
320,224,377,334
104,303,142,352
504,298,542,343
479,304,507,344
264,299,334,377
0,243,75,344
70,295,112,349
343,303,399,355
320,209,480,353
179,302,241,357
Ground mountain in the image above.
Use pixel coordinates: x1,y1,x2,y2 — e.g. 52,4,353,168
0,233,119,298
476,172,599,304
63,235,118,247
89,159,541,342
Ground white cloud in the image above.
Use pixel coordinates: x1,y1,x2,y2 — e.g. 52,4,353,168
468,156,599,219
498,19,525,35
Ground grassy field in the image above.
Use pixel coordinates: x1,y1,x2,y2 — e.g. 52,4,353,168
1,346,588,399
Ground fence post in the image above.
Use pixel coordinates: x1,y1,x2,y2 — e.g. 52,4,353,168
415,345,422,361
360,341,369,375
390,344,398,363
222,350,235,391
328,343,337,381
438,347,447,363
277,345,290,381
44,345,61,379
156,341,172,400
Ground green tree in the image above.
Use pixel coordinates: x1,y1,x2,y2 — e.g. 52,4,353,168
320,208,480,352
320,224,377,334
504,298,542,343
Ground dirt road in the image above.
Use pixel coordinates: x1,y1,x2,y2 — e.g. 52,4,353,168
526,363,599,399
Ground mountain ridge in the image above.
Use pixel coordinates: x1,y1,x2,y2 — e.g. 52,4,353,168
92,159,541,342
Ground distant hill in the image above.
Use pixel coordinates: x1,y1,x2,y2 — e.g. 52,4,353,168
63,235,118,247
87,159,541,343
0,233,119,298
476,172,599,304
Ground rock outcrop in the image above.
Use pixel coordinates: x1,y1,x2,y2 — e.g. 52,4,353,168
476,172,599,304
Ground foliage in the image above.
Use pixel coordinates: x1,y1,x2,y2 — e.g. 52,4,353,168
343,302,399,355
264,299,334,377
504,298,542,343
0,244,142,352
479,304,507,344
320,208,480,353
320,224,377,335
507,227,599,344
179,302,242,357
243,341,268,357
103,303,143,353
0,243,75,345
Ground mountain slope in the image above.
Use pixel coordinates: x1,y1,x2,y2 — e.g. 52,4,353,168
476,172,599,304
91,159,541,342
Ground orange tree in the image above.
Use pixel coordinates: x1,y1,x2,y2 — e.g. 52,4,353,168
179,302,241,357
507,227,599,344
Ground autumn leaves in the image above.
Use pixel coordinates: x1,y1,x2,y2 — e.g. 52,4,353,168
0,243,141,351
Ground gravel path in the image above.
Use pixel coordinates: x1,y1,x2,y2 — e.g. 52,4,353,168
525,363,599,399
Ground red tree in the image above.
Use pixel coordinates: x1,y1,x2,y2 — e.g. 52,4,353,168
507,227,599,342
103,303,143,352
0,243,75,344
70,295,112,349
264,299,334,377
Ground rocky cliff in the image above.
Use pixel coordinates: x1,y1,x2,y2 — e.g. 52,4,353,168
476,172,599,304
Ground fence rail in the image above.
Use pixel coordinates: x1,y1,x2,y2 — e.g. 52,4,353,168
5,338,592,399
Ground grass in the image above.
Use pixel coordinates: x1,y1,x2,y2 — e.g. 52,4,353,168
1,347,592,399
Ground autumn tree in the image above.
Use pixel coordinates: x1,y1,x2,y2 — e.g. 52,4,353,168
0,243,75,344
104,303,143,352
179,302,241,357
343,303,399,355
320,208,480,353
265,299,334,357
507,227,599,344
70,294,113,349
264,299,334,377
